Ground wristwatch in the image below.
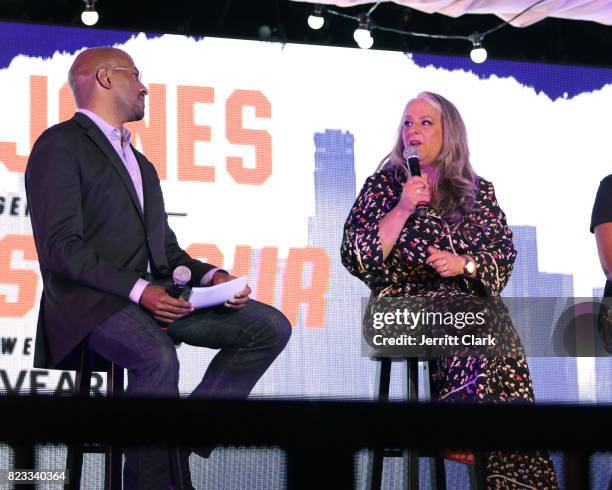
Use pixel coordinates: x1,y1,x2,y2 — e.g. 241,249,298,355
463,256,476,275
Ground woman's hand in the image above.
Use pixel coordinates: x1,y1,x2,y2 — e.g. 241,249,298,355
426,246,466,277
397,176,430,215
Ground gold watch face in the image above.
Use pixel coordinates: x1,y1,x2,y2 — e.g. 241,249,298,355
465,260,475,274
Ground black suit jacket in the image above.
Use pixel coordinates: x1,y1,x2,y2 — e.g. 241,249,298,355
25,112,215,368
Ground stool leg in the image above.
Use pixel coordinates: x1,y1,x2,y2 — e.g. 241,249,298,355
402,451,419,490
468,452,487,490
430,455,447,490
366,359,392,490
108,362,124,398
565,451,590,490
402,359,419,490
367,449,384,490
376,358,392,402
104,445,123,490
422,361,446,490
405,358,418,402
66,350,92,490
14,443,35,490
422,360,434,402
106,363,124,489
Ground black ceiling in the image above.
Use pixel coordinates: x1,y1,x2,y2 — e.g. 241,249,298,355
1,0,611,68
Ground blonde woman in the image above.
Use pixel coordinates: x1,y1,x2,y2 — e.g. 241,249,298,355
341,92,558,489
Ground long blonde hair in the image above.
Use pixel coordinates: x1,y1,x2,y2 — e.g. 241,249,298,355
378,91,478,225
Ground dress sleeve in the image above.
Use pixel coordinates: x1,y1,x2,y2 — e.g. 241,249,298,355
470,181,517,297
340,172,398,288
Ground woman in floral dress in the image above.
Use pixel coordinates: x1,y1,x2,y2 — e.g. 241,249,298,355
341,91,558,489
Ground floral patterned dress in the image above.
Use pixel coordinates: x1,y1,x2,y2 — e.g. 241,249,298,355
341,169,559,489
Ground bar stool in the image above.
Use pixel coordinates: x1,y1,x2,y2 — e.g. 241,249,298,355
65,347,124,490
366,358,486,490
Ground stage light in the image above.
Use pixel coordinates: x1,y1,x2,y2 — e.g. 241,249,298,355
81,0,99,26
307,5,324,30
353,14,373,49
469,32,487,63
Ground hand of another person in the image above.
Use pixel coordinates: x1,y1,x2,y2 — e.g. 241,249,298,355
426,246,465,277
398,176,430,215
139,284,194,323
211,271,252,310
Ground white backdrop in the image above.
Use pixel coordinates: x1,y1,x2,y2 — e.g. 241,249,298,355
0,26,611,404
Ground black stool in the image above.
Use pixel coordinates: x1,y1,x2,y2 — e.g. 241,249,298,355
366,358,486,490
65,348,124,490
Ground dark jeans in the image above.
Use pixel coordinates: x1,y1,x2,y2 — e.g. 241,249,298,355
87,299,291,490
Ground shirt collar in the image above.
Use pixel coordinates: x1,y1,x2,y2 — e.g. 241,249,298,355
78,108,131,145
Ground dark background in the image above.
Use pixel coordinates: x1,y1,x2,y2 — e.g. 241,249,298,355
1,0,611,67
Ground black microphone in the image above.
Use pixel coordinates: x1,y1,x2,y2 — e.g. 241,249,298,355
402,145,429,217
168,265,191,299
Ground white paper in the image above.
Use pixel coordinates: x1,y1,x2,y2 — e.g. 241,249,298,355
188,275,248,309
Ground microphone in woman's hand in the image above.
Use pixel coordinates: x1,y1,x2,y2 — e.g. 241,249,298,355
403,145,429,217
168,265,191,299
403,145,421,177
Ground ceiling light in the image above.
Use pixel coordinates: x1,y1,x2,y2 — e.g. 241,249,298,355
307,5,325,30
81,0,99,26
353,14,373,49
469,32,487,63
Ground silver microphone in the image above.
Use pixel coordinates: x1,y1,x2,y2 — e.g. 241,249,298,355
403,145,429,217
403,145,421,177
168,266,191,299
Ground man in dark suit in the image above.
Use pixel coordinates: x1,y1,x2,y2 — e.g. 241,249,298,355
25,46,291,489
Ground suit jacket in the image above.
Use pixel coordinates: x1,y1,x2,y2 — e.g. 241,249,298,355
25,112,215,369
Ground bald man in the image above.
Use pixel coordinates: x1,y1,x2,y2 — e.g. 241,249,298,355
25,47,291,490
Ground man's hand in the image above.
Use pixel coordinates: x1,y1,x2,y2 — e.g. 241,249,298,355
211,271,251,310
139,284,194,323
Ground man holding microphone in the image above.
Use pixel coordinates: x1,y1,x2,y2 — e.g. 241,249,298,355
25,46,291,489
